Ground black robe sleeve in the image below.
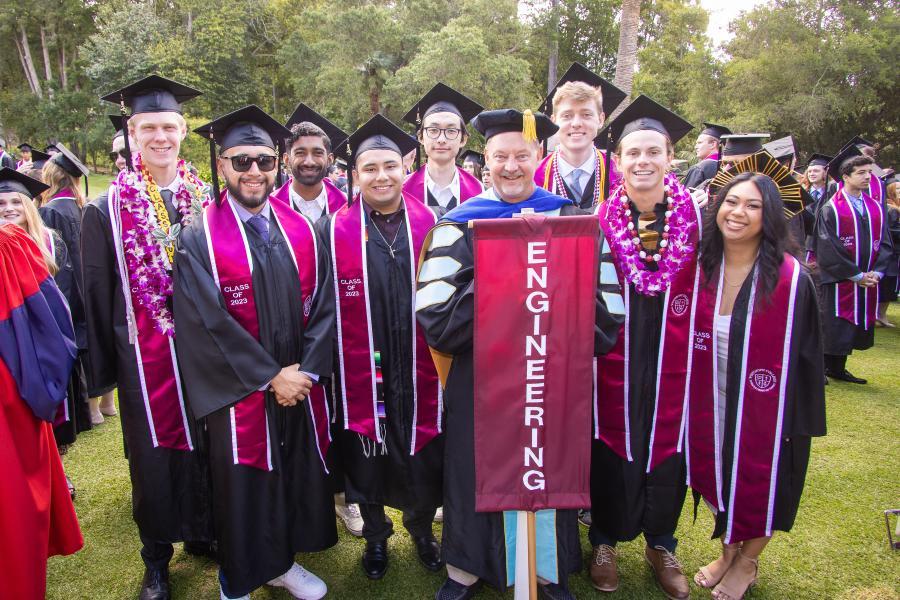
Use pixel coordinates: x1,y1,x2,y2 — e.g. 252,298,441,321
815,203,863,285
81,197,118,394
785,270,827,438
172,222,282,419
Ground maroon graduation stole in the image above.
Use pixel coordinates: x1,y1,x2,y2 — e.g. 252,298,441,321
330,194,442,453
593,199,701,470
271,177,347,215
203,194,331,471
110,189,193,452
403,166,483,206
686,255,802,543
535,150,620,205
830,185,883,329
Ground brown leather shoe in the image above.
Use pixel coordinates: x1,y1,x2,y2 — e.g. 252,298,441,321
589,544,618,592
645,545,690,600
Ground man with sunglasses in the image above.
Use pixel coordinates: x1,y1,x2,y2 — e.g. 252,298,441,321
84,76,214,600
174,105,337,600
402,83,484,210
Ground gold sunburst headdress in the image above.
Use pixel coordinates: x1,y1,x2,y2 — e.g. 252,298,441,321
709,150,811,219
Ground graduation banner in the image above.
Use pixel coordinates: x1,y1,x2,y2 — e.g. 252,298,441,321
472,214,598,513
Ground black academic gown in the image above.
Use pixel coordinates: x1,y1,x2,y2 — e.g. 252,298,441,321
711,267,826,539
560,170,599,210
814,196,894,355
173,210,337,597
683,158,718,190
878,207,900,302
590,200,690,546
45,231,91,446
416,204,620,590
317,208,445,516
39,195,86,349
81,190,212,549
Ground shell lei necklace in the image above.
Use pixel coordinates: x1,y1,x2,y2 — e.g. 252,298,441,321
603,172,698,296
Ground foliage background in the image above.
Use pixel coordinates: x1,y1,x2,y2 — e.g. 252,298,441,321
0,0,897,173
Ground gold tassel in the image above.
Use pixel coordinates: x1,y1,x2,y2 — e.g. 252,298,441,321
522,109,538,143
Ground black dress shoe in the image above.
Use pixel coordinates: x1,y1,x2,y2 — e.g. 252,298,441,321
539,582,575,600
414,534,443,571
436,577,482,600
139,566,170,600
183,540,218,562
827,369,867,384
65,475,76,500
362,540,388,579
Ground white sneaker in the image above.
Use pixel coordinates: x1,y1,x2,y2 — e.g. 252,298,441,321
267,563,327,599
335,502,364,537
434,506,444,523
220,587,250,600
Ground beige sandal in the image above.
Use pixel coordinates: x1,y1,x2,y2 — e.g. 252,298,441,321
712,550,758,600
694,541,740,589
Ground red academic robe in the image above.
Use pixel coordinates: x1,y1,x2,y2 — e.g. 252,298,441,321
0,224,83,600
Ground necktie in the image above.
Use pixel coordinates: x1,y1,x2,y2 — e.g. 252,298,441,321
246,214,270,243
568,168,584,198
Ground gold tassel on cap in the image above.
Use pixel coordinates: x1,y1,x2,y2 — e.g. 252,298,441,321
522,109,538,143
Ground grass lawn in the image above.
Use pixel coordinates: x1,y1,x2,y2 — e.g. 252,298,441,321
47,307,900,599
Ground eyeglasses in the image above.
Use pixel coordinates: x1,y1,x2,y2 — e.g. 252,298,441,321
422,127,462,141
109,150,128,162
220,154,278,172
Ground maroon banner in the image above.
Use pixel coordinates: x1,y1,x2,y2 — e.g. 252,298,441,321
473,214,598,512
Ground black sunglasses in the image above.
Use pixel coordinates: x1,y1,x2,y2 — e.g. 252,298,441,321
109,150,128,162
220,154,278,172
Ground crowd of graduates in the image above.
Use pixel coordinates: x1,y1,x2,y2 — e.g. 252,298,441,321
0,62,896,600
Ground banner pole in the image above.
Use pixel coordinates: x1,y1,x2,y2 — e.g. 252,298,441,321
528,511,537,600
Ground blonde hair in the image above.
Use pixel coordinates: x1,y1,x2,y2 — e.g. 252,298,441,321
15,192,58,274
887,181,900,208
552,81,604,117
42,160,85,208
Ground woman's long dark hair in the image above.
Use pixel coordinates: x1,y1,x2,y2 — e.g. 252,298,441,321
699,172,800,304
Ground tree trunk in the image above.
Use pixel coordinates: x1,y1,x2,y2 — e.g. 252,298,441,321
369,86,380,116
58,42,68,90
40,26,53,81
16,25,42,98
546,0,560,94
613,0,641,117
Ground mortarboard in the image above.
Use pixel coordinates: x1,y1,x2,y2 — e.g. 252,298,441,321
17,143,33,152
0,167,49,199
470,109,557,143
806,153,831,169
108,115,124,139
709,151,810,219
763,135,798,162
827,144,866,182
195,105,291,203
720,133,770,158
50,142,90,178
334,114,418,204
841,135,875,151
285,102,349,149
459,149,485,167
402,83,483,128
101,75,201,115
699,123,732,140
540,62,627,117
44,144,59,155
596,94,693,148
29,150,52,170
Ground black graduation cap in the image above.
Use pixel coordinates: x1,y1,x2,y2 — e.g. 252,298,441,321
841,134,875,151
108,115,124,138
402,82,484,128
459,149,484,167
195,105,290,152
195,105,292,203
44,144,59,155
826,144,864,182
540,62,628,117
763,135,797,162
100,75,201,115
470,109,557,143
720,133,770,158
708,151,809,219
806,153,831,168
50,142,90,178
17,143,33,152
285,102,349,148
29,150,52,170
700,122,732,140
596,95,693,148
0,167,49,199
334,113,418,166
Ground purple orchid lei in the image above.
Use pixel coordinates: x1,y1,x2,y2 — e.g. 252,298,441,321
602,172,698,296
117,153,205,336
